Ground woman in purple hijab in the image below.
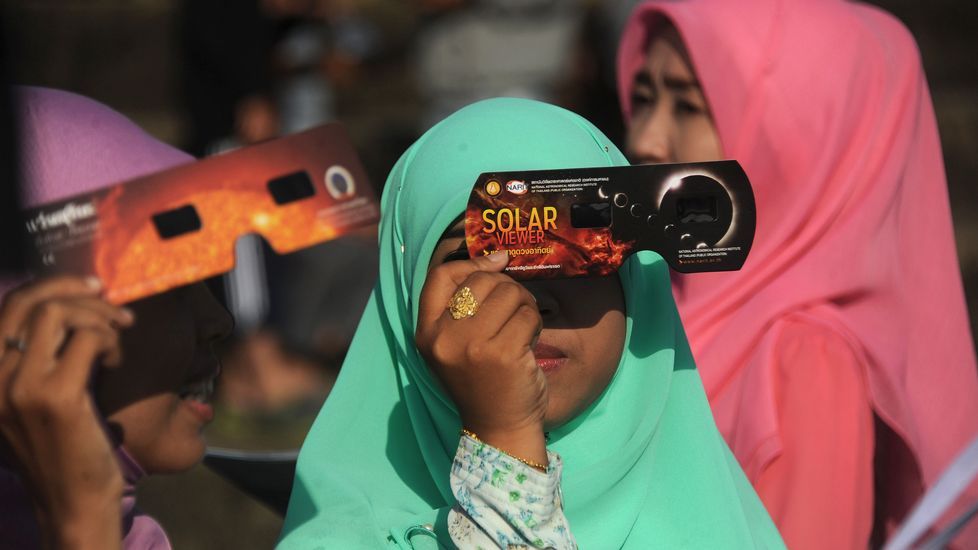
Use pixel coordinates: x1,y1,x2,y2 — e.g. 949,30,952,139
0,87,232,549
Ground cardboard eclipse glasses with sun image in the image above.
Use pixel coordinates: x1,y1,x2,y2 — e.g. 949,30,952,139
465,160,756,280
23,124,380,304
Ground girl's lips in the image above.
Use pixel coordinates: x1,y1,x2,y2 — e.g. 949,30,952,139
536,357,568,372
178,354,219,425
533,342,568,373
182,398,214,424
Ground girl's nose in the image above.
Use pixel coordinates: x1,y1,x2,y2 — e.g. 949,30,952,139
523,282,559,321
192,285,234,343
628,109,674,165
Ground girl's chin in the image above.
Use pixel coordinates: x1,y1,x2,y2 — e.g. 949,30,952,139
142,439,207,474
177,429,209,467
135,422,208,474
543,406,575,433
107,397,210,474
543,391,601,433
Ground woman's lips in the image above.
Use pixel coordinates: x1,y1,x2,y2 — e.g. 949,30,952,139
182,398,214,424
178,352,220,425
533,342,568,373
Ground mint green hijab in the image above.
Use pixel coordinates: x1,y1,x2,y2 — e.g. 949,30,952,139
278,98,784,549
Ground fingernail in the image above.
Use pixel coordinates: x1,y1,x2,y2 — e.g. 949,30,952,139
487,250,508,263
120,307,135,323
85,277,103,290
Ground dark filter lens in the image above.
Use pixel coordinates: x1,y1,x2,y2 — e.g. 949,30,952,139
152,204,203,239
571,202,612,228
268,171,315,205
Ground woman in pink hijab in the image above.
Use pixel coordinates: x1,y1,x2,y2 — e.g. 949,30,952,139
0,87,232,549
617,0,978,548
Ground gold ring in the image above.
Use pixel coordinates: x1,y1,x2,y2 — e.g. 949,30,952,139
448,286,479,320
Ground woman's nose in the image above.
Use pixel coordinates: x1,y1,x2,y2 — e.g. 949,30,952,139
627,109,673,165
191,284,234,342
206,305,234,343
523,282,559,321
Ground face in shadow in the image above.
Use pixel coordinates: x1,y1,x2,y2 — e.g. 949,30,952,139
95,282,232,474
428,220,626,431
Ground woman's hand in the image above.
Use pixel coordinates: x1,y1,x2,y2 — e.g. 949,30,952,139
416,252,548,465
0,275,134,550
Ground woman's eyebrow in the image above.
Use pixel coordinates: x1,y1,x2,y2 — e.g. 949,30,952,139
634,70,699,93
633,70,653,88
663,74,701,92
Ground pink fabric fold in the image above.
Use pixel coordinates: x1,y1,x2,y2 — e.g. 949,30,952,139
618,0,978,543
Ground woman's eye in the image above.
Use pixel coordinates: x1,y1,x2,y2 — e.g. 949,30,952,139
675,99,702,116
631,92,654,108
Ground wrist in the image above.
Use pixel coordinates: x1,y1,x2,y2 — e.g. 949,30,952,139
48,514,122,550
462,423,548,469
34,482,123,550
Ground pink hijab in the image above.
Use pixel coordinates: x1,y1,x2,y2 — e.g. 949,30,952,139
0,87,192,549
618,0,978,537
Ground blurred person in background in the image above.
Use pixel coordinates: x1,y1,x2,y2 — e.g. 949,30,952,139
213,232,378,425
413,0,585,130
618,0,978,548
179,0,384,155
179,0,384,432
179,0,280,156
0,87,232,549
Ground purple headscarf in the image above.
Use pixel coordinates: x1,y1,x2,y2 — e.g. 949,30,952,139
0,87,192,549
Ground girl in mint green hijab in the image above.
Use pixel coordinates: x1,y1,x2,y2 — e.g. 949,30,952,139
279,98,784,549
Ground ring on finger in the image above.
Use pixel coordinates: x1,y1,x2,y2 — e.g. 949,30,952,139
3,336,26,353
448,286,479,320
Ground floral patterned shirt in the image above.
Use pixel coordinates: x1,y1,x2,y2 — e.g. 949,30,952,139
449,434,576,550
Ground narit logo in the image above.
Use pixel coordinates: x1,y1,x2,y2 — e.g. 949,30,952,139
506,180,527,195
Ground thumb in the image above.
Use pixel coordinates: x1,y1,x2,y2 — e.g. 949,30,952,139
469,250,509,273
